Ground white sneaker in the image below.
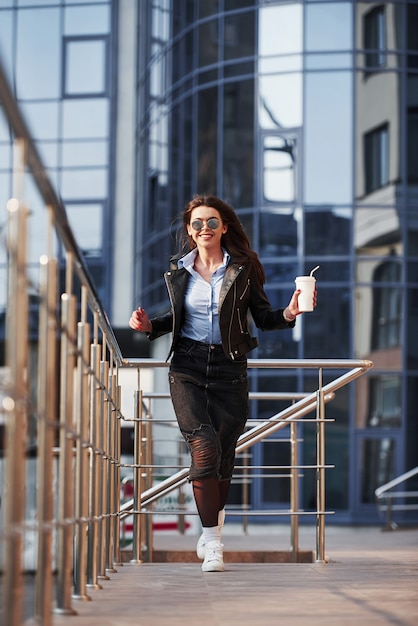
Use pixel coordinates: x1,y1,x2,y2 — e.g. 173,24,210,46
196,533,206,560
201,541,224,572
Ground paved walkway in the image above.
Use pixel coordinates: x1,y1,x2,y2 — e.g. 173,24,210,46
30,525,418,625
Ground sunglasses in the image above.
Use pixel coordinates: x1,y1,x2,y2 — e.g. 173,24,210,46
191,217,220,231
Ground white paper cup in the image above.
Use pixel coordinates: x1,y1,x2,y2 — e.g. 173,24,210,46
295,276,316,312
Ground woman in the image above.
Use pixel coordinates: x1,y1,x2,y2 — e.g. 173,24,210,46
129,195,314,572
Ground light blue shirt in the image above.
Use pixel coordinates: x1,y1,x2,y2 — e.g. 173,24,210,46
178,248,230,344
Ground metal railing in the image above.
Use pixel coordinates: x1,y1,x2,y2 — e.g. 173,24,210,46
375,467,418,530
0,55,373,625
120,358,373,567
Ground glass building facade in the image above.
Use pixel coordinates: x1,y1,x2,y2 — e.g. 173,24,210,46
1,0,417,524
134,0,418,523
0,0,115,318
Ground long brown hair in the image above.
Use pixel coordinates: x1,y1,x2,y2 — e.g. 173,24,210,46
177,195,266,284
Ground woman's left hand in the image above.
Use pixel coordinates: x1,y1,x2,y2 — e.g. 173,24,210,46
285,288,317,319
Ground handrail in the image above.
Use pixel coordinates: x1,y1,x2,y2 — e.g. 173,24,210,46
0,56,122,365
121,357,373,565
121,358,372,512
375,467,418,530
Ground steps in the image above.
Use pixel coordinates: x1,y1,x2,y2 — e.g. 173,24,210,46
121,549,314,564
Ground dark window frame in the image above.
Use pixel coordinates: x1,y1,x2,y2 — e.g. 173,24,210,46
62,35,110,99
364,123,389,195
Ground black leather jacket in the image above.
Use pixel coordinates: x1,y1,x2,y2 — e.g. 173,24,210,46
148,257,295,361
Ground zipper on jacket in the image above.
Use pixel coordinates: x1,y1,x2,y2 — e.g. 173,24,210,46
237,308,244,334
239,278,250,300
228,281,237,359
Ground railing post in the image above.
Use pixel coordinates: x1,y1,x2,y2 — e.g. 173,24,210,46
290,420,299,561
3,191,29,626
315,368,326,563
54,289,77,616
86,338,103,590
113,383,123,567
105,370,117,575
72,287,92,601
130,388,143,563
97,359,110,581
34,255,58,625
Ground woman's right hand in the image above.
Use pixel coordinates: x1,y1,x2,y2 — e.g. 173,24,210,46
129,307,152,333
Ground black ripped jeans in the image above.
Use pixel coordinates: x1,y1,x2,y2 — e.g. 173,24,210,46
169,338,248,527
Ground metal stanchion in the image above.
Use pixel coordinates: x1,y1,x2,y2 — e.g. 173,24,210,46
86,333,103,590
105,370,117,575
290,420,299,561
315,369,326,563
130,388,143,563
72,288,92,601
54,286,77,616
3,187,29,626
113,382,123,567
98,359,110,581
35,255,58,625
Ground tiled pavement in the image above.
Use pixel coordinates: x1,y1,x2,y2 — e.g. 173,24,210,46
25,525,418,626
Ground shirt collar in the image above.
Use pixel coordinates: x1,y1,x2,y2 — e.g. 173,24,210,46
178,248,230,271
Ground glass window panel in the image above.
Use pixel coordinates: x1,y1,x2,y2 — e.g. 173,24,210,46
16,8,60,99
62,99,109,139
261,440,291,504
0,267,7,311
259,211,298,259
259,4,302,57
223,80,254,208
225,0,253,9
0,107,11,142
305,53,352,70
36,142,58,169
18,0,59,4
62,140,108,167
64,5,110,36
0,144,11,169
364,124,389,194
65,38,107,96
0,173,11,216
259,56,302,75
303,260,350,282
224,11,255,61
305,209,351,255
360,438,395,504
238,212,254,243
367,376,401,427
198,0,219,18
305,286,350,358
306,2,352,51
407,287,418,368
20,102,59,140
198,19,219,67
224,60,255,79
66,202,103,256
304,72,352,204
0,10,13,75
61,168,107,199
263,134,297,203
303,374,349,510
407,260,418,282
259,74,302,130
354,284,402,366
263,260,298,284
364,5,386,69
197,87,217,193
407,107,418,183
354,207,401,253
257,289,298,359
